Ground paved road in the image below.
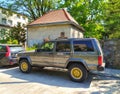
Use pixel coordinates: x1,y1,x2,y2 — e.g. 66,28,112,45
0,66,120,94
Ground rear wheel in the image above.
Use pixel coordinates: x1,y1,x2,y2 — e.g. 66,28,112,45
19,59,32,73
68,64,88,82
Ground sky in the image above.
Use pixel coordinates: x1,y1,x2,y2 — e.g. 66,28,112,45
0,0,4,2
0,0,13,2
0,0,14,5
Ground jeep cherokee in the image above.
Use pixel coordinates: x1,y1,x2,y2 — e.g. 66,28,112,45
18,38,105,82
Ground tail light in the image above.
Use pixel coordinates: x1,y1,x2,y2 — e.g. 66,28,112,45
5,46,11,57
98,55,103,66
5,46,13,65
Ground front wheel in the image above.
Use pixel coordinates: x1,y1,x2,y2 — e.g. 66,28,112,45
19,59,32,73
68,64,88,82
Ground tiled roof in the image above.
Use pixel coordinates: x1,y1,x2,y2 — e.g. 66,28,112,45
29,9,79,25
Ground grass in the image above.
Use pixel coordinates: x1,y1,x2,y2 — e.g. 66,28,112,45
26,46,36,51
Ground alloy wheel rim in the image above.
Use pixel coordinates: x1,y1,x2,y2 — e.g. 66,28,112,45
21,62,28,71
71,67,83,79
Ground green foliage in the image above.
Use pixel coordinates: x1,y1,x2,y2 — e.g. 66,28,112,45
26,44,38,51
1,0,119,39
58,0,106,39
58,0,119,39
0,28,9,43
84,21,104,39
26,46,36,51
109,31,120,39
0,28,19,44
9,23,26,45
7,39,18,44
103,0,120,39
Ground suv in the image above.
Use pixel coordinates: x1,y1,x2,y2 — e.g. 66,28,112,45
18,38,105,82
0,44,24,66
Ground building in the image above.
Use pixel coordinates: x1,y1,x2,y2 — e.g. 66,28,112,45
0,7,28,29
0,6,28,41
27,9,85,46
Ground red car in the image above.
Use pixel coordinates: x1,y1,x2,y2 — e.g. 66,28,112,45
0,44,24,66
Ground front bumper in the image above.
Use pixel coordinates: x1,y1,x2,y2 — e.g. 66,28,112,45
10,58,18,65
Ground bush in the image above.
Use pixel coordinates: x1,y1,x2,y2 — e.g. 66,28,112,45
109,31,120,39
26,44,38,51
7,39,18,44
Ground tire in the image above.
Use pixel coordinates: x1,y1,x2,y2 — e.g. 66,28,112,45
68,63,88,82
19,59,32,73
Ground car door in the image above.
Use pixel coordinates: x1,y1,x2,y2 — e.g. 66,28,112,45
53,41,71,67
31,41,55,66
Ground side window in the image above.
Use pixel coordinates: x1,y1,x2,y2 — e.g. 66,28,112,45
0,46,7,52
40,42,54,52
73,40,94,52
56,41,71,52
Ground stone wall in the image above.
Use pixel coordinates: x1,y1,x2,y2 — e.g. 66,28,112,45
102,39,120,69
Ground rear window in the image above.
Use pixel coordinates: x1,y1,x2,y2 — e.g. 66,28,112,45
10,46,24,52
73,40,94,52
0,45,6,52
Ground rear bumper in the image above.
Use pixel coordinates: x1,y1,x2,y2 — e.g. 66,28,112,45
97,62,105,71
97,65,104,71
88,62,105,72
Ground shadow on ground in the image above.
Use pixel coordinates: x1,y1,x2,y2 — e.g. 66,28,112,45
0,67,92,88
91,70,120,94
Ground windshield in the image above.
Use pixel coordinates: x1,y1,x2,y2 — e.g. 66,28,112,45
10,46,24,53
0,45,7,52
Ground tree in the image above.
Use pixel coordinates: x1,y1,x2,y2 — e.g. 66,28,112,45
58,0,106,39
1,0,58,20
104,0,120,39
9,23,26,45
0,29,9,43
1,0,119,39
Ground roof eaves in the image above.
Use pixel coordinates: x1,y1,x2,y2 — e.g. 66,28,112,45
27,21,70,27
62,9,71,21
62,9,79,25
69,22,85,32
27,21,85,32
